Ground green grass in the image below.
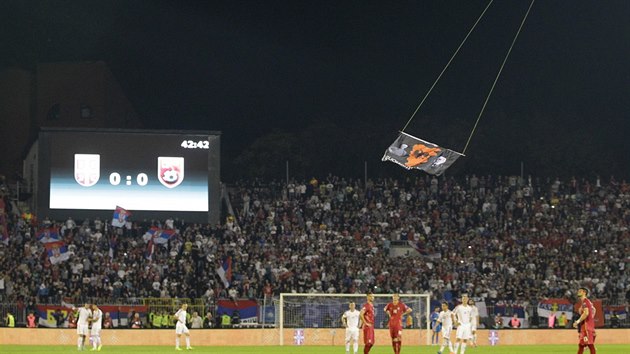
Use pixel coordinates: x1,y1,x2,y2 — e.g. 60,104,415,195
1,345,629,354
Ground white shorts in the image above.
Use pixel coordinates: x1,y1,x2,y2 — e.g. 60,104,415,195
456,323,472,340
441,327,452,339
91,326,102,336
345,327,359,342
77,324,89,336
176,322,190,335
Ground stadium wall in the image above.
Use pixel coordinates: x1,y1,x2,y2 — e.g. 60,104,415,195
1,328,629,346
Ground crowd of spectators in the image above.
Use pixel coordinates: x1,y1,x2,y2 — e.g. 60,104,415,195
0,174,629,312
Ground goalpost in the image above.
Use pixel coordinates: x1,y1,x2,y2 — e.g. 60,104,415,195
278,293,431,346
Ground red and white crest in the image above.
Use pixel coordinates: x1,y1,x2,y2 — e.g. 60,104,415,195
157,157,184,189
74,154,100,187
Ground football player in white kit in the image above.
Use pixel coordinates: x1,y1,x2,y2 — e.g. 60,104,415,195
73,303,92,351
452,294,472,354
174,303,193,350
436,302,455,354
90,304,103,351
341,302,361,354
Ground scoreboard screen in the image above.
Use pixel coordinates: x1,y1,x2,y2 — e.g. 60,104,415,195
36,128,220,223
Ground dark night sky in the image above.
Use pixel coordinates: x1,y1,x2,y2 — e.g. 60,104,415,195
2,0,630,177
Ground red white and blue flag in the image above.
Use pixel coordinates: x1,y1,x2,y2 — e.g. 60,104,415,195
45,241,71,265
111,206,131,228
37,228,61,244
216,299,258,323
605,305,627,320
537,298,574,320
146,227,176,245
216,256,232,288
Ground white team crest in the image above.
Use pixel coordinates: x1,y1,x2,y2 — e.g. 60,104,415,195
158,157,184,189
74,154,100,187
431,156,447,167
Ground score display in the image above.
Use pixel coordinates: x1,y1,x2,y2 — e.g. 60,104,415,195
37,129,220,223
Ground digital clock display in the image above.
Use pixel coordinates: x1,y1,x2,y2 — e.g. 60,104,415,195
38,129,221,223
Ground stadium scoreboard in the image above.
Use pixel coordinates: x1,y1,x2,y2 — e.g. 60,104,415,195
30,128,221,224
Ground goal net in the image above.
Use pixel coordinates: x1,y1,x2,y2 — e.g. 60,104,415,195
278,293,430,346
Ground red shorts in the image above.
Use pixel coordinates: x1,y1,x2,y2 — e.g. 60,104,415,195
389,325,403,339
363,325,375,345
578,328,596,345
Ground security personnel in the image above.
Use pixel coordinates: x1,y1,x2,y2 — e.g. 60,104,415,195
221,312,231,328
152,312,162,329
6,311,15,327
161,311,170,329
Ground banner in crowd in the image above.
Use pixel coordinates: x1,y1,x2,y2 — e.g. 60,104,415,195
44,241,71,264
37,227,61,243
216,256,232,288
36,304,147,328
111,206,131,228
604,305,627,320
407,240,441,260
494,302,527,318
216,299,258,323
475,300,489,318
382,132,463,176
537,298,574,320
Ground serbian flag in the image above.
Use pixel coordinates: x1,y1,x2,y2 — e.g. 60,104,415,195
382,132,463,176
37,227,61,243
216,256,232,288
145,227,176,245
605,305,627,320
45,241,71,265
537,298,574,320
217,299,258,321
111,206,131,228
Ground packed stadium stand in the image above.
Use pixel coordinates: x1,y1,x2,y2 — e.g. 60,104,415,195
0,174,628,328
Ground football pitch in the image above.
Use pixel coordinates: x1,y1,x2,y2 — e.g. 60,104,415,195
1,345,628,353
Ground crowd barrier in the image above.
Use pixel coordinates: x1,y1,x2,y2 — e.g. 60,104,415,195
1,328,629,346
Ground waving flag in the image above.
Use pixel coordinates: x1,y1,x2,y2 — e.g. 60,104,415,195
216,256,232,288
382,132,463,176
45,241,71,265
111,206,131,228
37,228,61,243
145,227,176,245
